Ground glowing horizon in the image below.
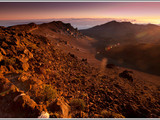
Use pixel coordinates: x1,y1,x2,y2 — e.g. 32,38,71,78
1,2,160,25
1,17,160,25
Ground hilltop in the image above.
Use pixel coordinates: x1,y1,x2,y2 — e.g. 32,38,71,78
0,21,160,118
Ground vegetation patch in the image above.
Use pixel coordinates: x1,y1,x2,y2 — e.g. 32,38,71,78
39,84,57,102
70,98,86,111
101,110,125,118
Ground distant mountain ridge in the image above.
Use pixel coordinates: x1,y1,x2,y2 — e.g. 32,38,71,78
80,20,160,45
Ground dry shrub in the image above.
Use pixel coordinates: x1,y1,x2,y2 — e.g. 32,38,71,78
36,84,57,103
101,110,125,118
70,98,85,111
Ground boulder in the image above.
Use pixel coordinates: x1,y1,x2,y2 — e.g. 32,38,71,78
0,48,6,55
106,64,115,69
68,53,76,58
18,72,31,82
119,70,133,82
1,41,8,48
38,111,49,118
48,99,62,113
13,93,40,117
0,52,3,62
24,48,33,59
0,65,8,73
8,65,16,72
18,54,29,63
82,58,87,62
22,62,29,71
124,103,140,117
48,98,70,118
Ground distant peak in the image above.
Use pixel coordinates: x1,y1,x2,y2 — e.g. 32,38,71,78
48,21,71,27
107,21,132,25
121,21,132,24
50,21,74,29
99,20,133,27
108,20,119,24
27,22,37,27
110,20,118,22
147,23,158,27
97,20,119,27
49,21,63,24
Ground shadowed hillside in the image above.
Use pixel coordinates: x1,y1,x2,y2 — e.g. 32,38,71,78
95,43,160,76
80,21,160,76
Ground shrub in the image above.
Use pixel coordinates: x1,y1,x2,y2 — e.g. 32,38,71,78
101,110,125,118
70,98,85,111
112,112,125,118
101,110,112,117
39,84,57,102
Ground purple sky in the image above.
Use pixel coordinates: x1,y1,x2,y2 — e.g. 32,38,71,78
1,2,160,24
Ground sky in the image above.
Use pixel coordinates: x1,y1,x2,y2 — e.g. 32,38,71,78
0,2,160,28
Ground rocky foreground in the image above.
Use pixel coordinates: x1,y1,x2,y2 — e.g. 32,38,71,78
0,22,160,118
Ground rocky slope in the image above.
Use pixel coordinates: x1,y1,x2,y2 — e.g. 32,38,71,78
0,21,160,118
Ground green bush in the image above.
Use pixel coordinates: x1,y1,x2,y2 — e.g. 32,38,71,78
101,110,125,118
70,98,85,111
40,84,57,102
